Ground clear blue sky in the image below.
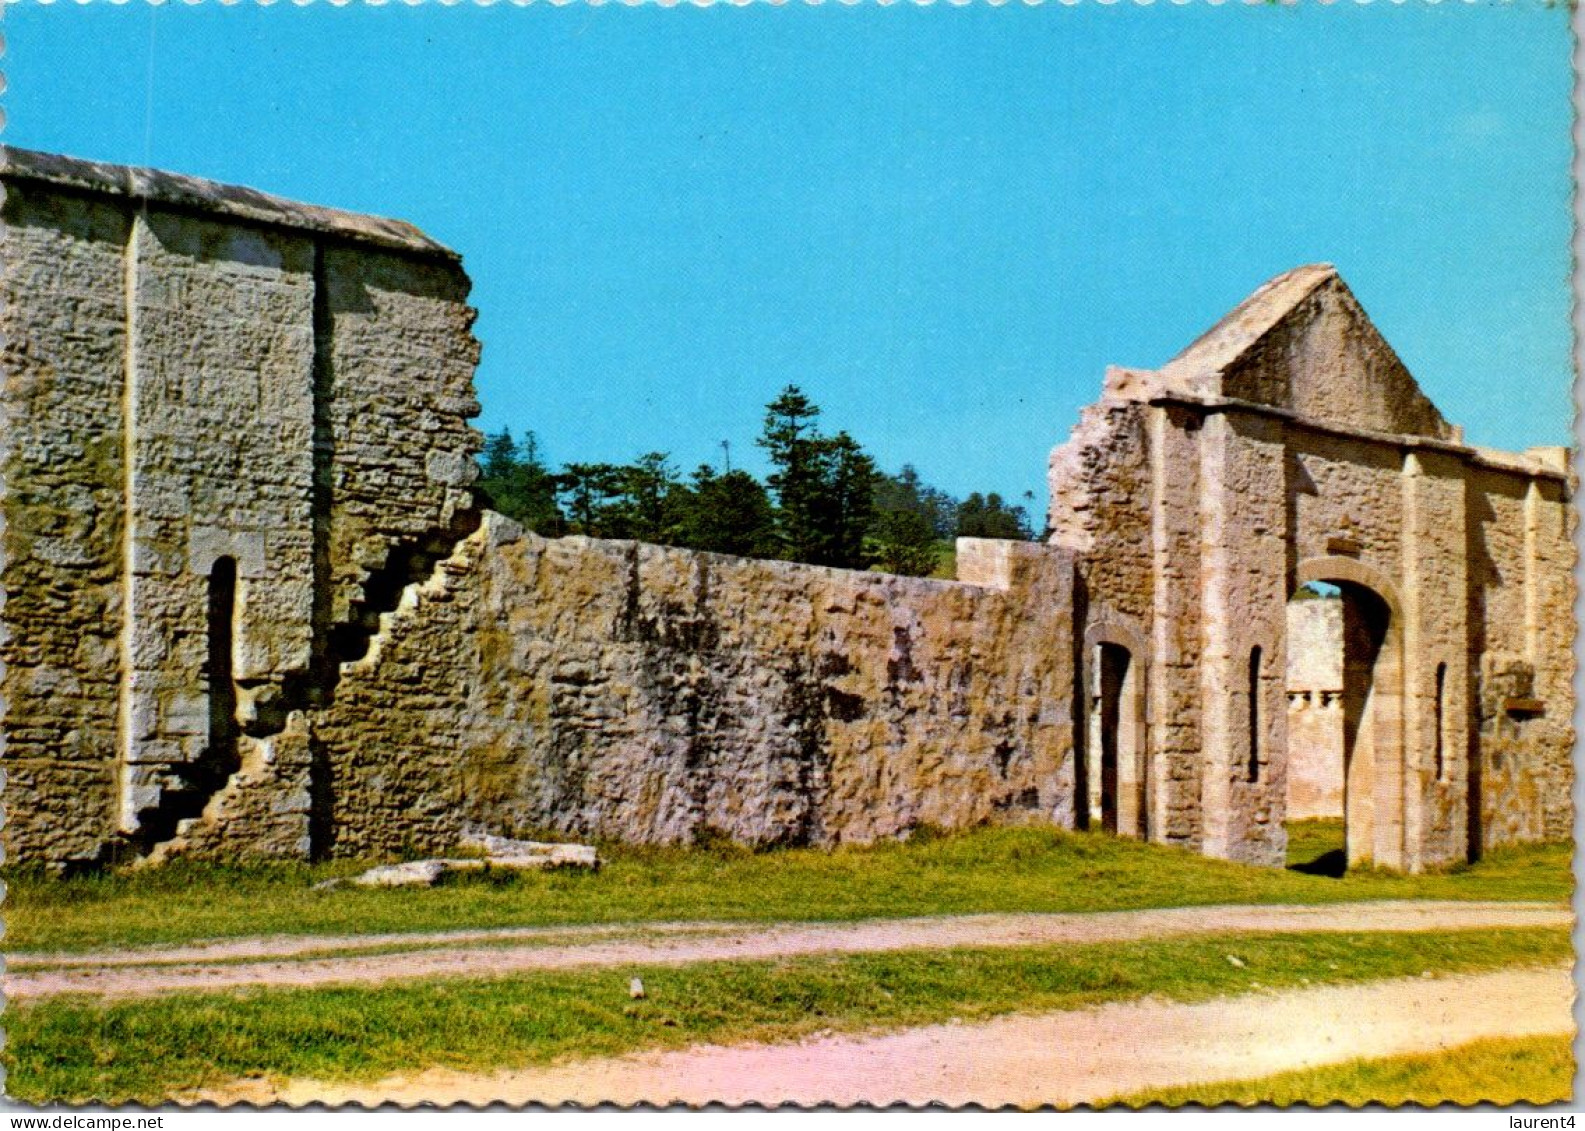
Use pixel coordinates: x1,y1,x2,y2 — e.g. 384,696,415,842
10,2,1574,507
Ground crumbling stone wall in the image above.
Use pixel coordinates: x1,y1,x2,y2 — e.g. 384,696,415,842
317,244,482,636
310,521,1075,855
170,521,1077,859
0,149,481,868
1048,379,1208,851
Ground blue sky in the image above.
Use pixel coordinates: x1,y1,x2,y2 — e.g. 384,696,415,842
9,2,1574,507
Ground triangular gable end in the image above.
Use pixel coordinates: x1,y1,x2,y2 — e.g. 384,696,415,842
1158,264,1456,442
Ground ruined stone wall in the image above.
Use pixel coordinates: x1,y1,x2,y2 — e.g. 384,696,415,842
5,169,1571,878
1048,375,1572,870
1048,394,1154,629
0,150,482,868
0,179,130,864
1469,466,1575,850
1047,384,1179,842
294,520,1077,857
319,245,482,633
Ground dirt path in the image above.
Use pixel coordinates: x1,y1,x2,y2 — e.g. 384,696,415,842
204,964,1575,1107
9,900,1567,1000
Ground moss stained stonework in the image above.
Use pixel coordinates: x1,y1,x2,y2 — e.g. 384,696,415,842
1,151,1573,872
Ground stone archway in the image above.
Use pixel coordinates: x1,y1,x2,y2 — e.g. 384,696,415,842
1080,615,1149,839
1292,557,1405,871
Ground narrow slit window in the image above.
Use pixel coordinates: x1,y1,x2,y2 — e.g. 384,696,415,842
1248,645,1262,783
208,557,238,753
1434,662,1447,782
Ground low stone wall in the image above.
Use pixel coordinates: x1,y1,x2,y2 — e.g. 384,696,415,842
296,518,1077,856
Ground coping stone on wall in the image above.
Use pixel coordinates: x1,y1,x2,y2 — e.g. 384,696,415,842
0,145,459,261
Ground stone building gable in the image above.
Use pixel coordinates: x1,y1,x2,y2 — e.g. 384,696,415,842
1047,263,1571,871
1158,264,1456,442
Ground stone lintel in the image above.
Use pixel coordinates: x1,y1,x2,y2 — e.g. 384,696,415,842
0,145,460,262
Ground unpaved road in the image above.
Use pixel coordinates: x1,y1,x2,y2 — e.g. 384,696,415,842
9,900,1568,1000
203,964,1576,1107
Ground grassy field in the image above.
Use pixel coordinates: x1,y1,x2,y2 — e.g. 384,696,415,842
8,825,1571,953
7,927,1568,1105
1105,1034,1574,1108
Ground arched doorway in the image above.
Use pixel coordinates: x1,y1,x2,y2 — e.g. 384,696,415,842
1288,559,1405,872
1284,581,1346,871
1081,619,1148,839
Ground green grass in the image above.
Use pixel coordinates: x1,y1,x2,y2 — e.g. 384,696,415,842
7,825,1571,953
1105,1034,1574,1108
7,927,1568,1105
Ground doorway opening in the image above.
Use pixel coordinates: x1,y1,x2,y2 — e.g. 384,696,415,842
1285,577,1396,874
1086,640,1144,837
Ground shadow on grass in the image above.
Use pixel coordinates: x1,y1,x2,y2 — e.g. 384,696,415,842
1285,818,1348,878
1288,848,1347,878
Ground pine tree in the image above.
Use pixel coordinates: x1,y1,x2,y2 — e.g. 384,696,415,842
757,387,878,569
680,466,778,557
476,427,564,534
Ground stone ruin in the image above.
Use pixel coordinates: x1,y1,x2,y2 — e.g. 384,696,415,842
2,147,1574,874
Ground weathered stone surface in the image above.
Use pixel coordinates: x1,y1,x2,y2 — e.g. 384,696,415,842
304,517,1076,856
1,150,481,867
0,145,457,260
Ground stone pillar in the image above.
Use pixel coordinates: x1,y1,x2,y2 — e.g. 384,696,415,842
1399,449,1469,871
1147,404,1205,848
1197,410,1288,866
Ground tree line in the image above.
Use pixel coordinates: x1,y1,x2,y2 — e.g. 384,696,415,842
476,385,1038,577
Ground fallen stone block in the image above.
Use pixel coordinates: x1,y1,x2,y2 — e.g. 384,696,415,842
352,860,453,888
332,843,602,889
459,833,601,870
